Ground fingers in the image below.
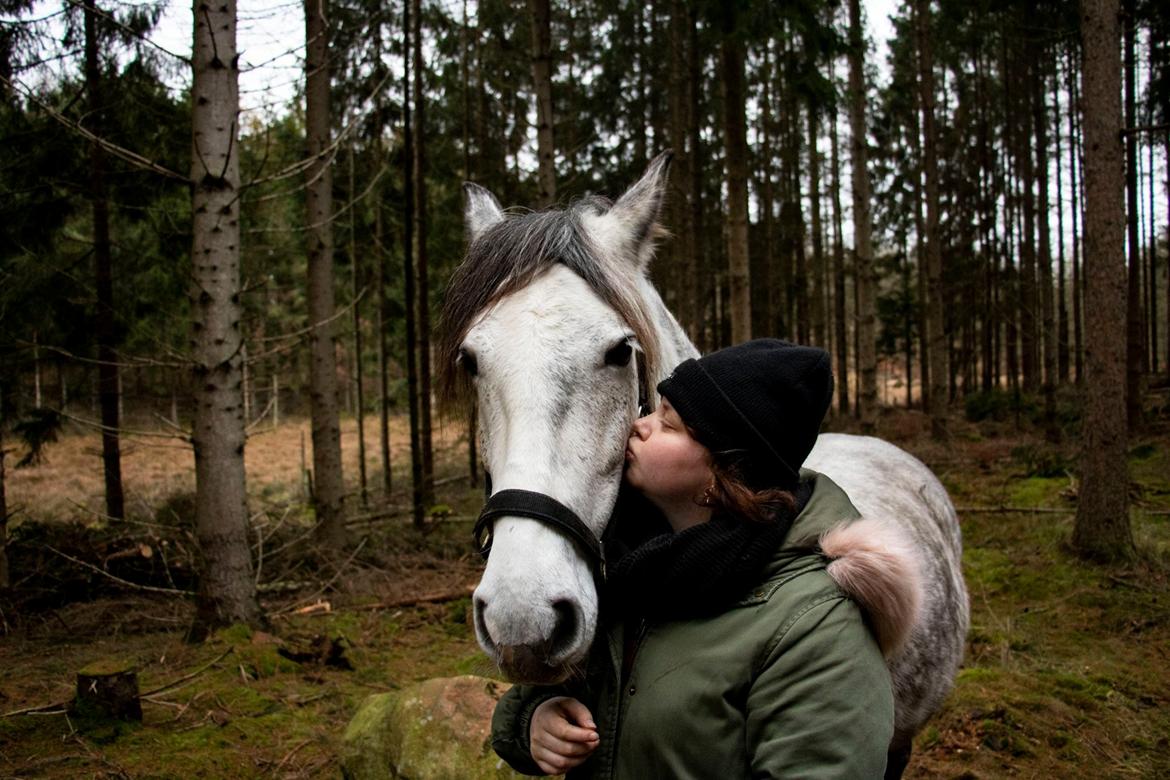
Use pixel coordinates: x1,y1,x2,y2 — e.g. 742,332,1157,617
558,698,597,731
530,697,600,775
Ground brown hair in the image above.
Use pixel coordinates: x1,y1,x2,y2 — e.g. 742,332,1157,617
705,450,797,525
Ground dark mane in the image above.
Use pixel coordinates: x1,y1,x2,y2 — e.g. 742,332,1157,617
437,197,660,412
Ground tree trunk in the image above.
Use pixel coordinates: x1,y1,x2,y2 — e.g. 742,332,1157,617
1034,57,1058,441
1147,110,1158,374
668,0,695,343
188,0,262,638
304,0,346,548
413,0,435,514
528,0,555,207
1055,62,1070,384
1123,0,1143,430
1073,0,1135,562
687,10,706,348
916,0,946,439
84,0,124,522
349,145,368,509
1068,44,1084,383
720,3,751,344
1016,49,1040,395
375,176,391,497
808,105,826,348
848,0,877,432
830,101,850,415
1,419,8,591
402,0,424,528
463,0,478,489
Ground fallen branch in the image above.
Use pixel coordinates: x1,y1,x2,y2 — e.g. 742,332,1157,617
139,648,234,698
346,586,476,612
45,546,194,597
272,537,368,617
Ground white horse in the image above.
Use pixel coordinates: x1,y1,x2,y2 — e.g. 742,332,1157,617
438,153,969,770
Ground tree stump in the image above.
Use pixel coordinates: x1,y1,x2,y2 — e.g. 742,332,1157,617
74,659,142,722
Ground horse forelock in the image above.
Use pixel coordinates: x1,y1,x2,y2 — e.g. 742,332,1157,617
438,198,662,414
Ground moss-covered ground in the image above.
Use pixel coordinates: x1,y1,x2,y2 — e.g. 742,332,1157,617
1,409,1168,778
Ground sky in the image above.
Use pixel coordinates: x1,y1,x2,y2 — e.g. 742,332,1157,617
145,0,902,116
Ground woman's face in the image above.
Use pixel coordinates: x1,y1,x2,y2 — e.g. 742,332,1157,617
624,398,713,508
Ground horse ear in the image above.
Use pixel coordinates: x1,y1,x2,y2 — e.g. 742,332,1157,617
464,182,505,243
609,150,673,269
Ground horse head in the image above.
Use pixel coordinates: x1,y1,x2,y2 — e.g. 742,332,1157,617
439,153,693,683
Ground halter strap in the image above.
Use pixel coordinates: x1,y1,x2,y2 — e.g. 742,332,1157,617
474,489,607,583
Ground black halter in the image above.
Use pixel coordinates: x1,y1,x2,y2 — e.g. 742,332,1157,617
474,488,607,583
471,350,653,585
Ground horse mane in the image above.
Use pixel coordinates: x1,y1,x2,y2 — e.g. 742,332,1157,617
437,196,663,414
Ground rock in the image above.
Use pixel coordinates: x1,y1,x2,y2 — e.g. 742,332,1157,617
341,675,532,780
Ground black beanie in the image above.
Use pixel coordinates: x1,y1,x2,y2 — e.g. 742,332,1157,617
656,339,834,490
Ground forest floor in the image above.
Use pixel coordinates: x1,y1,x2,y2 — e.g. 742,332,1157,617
1,397,1169,779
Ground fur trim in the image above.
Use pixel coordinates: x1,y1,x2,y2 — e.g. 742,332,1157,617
820,518,923,658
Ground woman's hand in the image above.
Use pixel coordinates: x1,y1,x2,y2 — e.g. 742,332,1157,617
530,696,600,775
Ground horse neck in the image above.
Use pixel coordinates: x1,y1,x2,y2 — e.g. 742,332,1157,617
637,275,699,390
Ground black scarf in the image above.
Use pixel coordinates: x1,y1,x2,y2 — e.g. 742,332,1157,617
603,482,812,621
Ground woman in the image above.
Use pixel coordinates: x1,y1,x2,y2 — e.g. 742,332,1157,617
491,339,922,779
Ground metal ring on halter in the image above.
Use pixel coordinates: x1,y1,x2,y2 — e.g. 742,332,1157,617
473,489,607,583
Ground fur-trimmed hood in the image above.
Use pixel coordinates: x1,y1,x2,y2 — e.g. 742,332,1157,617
819,518,923,657
781,471,924,658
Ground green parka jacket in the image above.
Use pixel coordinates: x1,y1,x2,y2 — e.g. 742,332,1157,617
491,471,911,779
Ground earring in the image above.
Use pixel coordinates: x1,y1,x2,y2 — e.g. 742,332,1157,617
700,487,714,506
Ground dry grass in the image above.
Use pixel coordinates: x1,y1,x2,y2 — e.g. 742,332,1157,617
5,414,474,525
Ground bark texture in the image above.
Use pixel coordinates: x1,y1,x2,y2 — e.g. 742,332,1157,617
720,4,751,344
304,0,346,547
528,0,556,207
84,0,124,521
1073,0,1135,562
916,0,946,439
848,0,876,431
189,0,262,637
413,0,435,513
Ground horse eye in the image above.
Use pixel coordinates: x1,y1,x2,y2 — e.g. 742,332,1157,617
605,341,633,368
460,349,479,377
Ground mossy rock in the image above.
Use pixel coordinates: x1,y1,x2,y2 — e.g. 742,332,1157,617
340,675,529,780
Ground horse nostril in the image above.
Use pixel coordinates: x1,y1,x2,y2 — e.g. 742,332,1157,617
473,596,494,651
549,599,578,657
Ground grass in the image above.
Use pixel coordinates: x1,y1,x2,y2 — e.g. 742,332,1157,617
2,410,1170,778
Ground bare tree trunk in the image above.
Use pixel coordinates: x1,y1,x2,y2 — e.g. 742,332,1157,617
375,178,392,496
1123,0,1144,431
304,0,346,548
528,0,555,207
687,10,706,348
1,418,9,591
463,0,478,489
402,0,424,527
1151,108,1160,376
188,0,262,637
668,0,697,344
1034,59,1058,441
809,106,826,348
720,3,751,344
1068,44,1084,383
413,0,434,514
84,0,124,521
830,99,850,415
349,145,368,509
1055,63,1070,383
847,0,876,432
916,0,946,439
1073,0,1135,562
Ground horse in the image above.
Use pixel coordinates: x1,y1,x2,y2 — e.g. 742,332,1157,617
438,152,969,772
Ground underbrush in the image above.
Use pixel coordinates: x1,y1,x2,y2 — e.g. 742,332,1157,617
1,412,1168,778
